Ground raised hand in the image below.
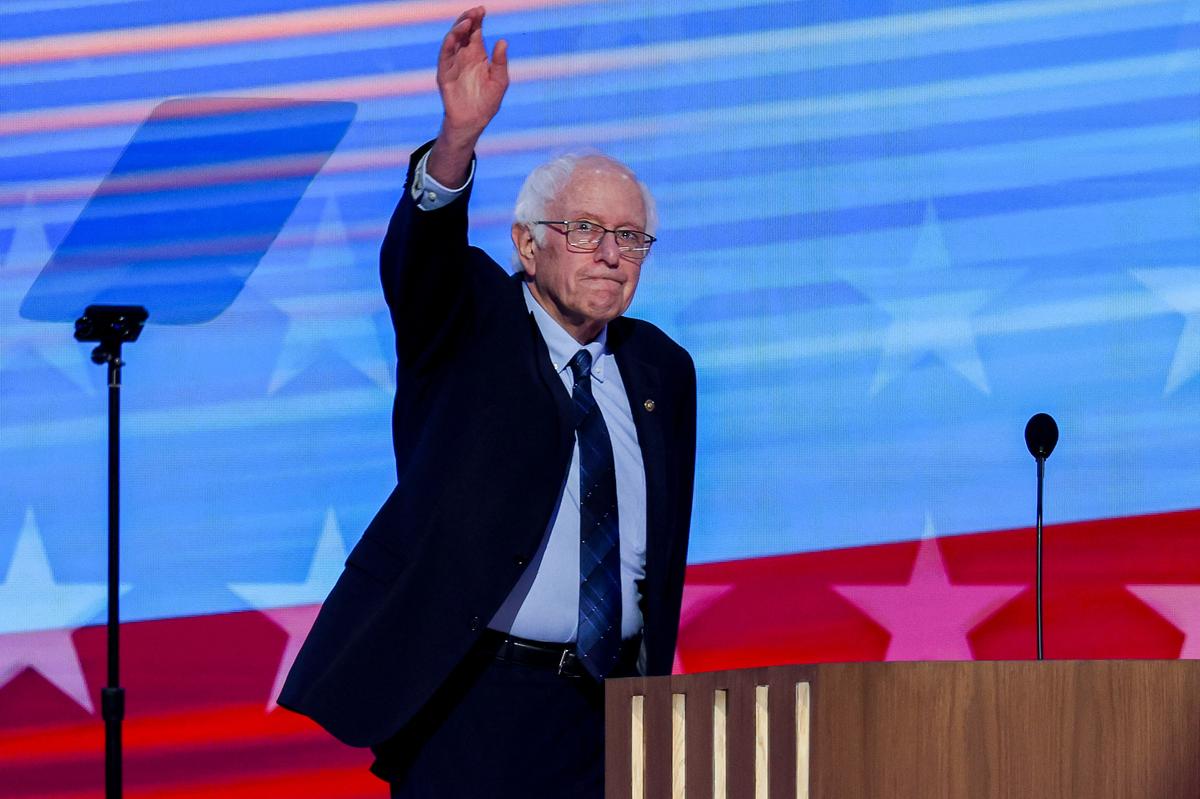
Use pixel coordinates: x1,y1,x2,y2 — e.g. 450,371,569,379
427,6,509,186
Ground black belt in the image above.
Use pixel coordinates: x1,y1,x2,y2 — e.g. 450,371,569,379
476,630,640,678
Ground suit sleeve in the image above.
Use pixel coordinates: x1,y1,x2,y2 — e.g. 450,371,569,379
380,140,478,371
650,346,697,676
668,350,698,654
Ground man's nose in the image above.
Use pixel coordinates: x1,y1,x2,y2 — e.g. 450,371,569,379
594,231,621,266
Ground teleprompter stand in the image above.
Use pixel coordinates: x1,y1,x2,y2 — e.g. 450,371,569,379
75,305,148,799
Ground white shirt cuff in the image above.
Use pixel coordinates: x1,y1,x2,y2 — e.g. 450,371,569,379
411,149,474,210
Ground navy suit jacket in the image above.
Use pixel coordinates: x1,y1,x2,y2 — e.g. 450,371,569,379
278,143,696,747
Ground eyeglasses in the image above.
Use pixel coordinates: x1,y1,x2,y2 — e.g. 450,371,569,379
534,220,656,260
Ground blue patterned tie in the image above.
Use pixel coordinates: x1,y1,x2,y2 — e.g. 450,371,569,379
569,349,622,681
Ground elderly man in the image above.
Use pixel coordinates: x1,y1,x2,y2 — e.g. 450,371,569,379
279,7,696,797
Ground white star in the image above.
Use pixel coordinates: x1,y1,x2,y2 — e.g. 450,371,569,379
1127,584,1200,658
833,515,1024,660
673,582,735,673
262,197,392,393
854,203,994,395
228,507,347,710
0,195,95,393
268,293,392,392
1131,267,1200,395
0,508,109,711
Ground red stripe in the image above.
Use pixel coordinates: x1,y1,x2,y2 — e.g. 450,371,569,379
18,764,379,799
0,703,328,762
0,0,587,68
1,703,372,797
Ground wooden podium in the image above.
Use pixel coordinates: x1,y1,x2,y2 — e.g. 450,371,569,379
605,660,1200,798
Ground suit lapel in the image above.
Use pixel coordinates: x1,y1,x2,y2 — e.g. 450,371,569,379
515,276,574,447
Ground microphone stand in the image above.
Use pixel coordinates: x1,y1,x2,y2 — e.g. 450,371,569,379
1024,412,1058,663
1035,455,1045,661
75,305,148,799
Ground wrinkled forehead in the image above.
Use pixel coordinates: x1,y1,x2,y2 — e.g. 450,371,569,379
552,158,646,227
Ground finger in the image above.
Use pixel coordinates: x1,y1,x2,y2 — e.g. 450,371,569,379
440,16,473,61
455,6,483,25
461,6,485,32
463,7,487,51
492,38,509,71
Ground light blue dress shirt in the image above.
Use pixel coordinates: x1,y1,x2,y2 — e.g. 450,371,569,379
410,154,648,643
410,150,472,210
487,285,648,642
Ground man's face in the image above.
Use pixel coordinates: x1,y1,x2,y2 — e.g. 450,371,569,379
514,161,647,343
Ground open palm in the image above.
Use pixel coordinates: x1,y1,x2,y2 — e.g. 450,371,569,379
438,7,509,139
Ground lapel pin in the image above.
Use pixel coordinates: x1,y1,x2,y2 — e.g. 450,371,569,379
643,399,655,412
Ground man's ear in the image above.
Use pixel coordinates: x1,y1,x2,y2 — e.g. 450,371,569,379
511,223,537,276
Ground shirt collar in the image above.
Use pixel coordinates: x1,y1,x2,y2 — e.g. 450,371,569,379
523,282,609,382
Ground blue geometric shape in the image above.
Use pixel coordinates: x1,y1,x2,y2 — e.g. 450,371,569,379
20,97,355,324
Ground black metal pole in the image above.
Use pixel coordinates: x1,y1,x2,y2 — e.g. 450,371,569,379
75,305,145,799
1036,456,1045,661
103,352,124,799
1024,412,1057,663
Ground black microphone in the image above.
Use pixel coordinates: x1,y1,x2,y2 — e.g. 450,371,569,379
1024,412,1059,460
1025,412,1058,661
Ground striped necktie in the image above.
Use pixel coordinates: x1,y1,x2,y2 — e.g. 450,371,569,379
568,349,622,681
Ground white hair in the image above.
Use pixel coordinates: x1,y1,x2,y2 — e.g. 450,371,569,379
511,151,657,269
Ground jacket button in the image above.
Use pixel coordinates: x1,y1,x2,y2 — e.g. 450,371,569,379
469,616,481,631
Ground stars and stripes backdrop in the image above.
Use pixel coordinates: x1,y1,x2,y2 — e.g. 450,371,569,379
2,0,1199,795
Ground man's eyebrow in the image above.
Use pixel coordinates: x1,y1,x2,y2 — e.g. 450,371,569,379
569,210,645,229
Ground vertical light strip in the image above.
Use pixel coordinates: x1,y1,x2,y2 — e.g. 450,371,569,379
713,689,728,799
632,694,645,799
755,685,769,799
672,693,687,799
796,682,811,799
753,686,772,796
